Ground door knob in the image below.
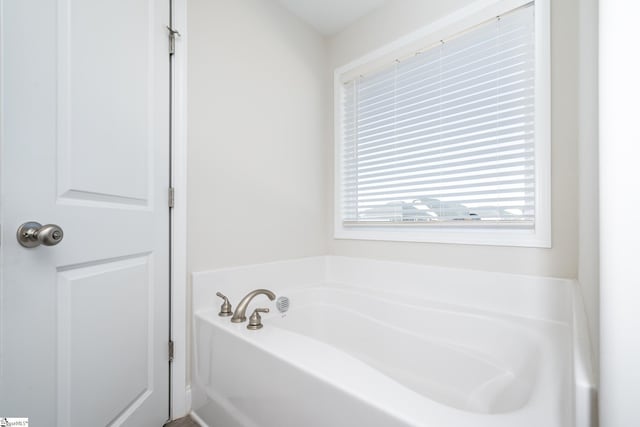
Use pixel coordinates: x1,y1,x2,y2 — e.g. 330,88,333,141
17,221,64,248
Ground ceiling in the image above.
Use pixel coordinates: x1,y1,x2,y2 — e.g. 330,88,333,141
276,0,387,36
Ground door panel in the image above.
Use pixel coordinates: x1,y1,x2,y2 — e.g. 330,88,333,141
59,0,152,203
58,255,153,426
0,0,170,425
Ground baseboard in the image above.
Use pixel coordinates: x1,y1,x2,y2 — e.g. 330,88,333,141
185,385,192,413
190,411,209,427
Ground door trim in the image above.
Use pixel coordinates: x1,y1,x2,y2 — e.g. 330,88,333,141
170,0,188,418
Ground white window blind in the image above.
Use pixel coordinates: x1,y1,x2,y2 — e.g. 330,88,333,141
340,4,535,227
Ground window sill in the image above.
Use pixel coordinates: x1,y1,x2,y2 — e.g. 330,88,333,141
334,224,551,248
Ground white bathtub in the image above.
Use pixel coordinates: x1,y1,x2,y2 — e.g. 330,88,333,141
191,256,594,427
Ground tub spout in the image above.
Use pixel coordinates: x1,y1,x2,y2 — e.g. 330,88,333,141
231,289,276,323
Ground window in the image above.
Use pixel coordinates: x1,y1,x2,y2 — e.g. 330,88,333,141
335,0,550,247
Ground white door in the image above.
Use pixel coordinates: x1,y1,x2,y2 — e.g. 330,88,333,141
0,0,171,426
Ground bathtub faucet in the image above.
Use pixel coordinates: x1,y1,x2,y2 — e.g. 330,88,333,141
231,289,276,323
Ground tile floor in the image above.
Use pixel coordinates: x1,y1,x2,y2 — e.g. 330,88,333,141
164,415,200,427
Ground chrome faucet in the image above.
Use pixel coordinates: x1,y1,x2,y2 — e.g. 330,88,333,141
230,289,276,323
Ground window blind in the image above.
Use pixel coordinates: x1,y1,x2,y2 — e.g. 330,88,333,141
340,4,535,226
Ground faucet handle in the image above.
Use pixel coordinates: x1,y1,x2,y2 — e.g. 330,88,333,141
247,308,269,330
216,292,233,317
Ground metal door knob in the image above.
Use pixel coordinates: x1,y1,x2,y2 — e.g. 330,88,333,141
17,221,64,248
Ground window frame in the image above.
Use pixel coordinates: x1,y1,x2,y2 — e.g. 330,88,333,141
333,0,550,248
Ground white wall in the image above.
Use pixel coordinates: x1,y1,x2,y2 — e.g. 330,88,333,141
578,0,599,383
599,0,640,425
186,0,329,390
327,0,579,279
187,0,328,274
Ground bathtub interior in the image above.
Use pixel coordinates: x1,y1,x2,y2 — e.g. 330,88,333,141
268,286,540,414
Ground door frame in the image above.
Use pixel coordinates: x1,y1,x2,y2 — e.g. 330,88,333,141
170,0,189,419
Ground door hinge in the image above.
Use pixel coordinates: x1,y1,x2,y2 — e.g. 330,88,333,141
167,26,181,55
168,340,175,362
168,187,175,208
